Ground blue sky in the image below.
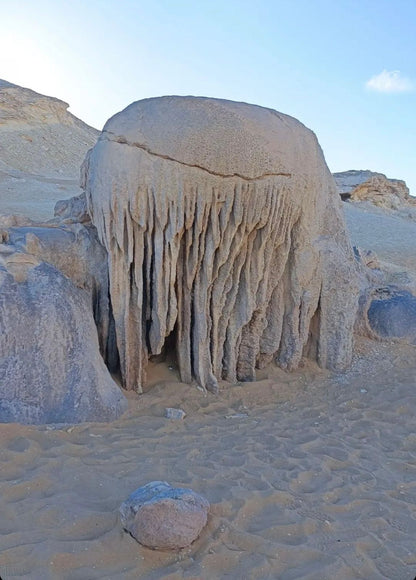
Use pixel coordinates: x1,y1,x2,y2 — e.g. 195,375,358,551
1,0,415,193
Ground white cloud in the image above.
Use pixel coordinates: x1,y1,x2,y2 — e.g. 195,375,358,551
365,70,414,93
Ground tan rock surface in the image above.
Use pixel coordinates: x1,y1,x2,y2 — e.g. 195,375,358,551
85,96,359,393
350,175,414,209
334,169,415,210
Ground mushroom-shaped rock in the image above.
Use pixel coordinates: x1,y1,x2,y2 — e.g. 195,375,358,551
120,481,210,549
84,96,359,392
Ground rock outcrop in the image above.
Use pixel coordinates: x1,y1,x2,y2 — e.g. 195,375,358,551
0,81,126,424
84,96,359,393
120,481,210,549
334,170,414,209
0,249,127,424
3,221,117,369
0,80,99,220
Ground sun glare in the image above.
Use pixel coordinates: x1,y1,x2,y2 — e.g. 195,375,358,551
0,32,61,96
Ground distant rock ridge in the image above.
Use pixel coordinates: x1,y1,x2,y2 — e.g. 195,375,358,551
0,80,99,220
333,169,414,209
0,79,98,178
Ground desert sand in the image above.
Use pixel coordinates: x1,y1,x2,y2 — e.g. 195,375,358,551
1,85,416,579
1,333,416,579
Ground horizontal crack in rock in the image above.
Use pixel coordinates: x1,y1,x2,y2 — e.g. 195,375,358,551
102,131,292,182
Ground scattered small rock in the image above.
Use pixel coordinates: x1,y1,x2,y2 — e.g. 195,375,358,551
165,408,186,420
120,481,210,549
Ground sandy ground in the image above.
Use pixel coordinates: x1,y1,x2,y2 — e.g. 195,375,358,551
344,202,416,273
1,199,416,579
0,164,81,222
1,337,416,580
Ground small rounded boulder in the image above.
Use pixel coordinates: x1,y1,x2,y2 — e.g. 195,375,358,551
119,481,210,550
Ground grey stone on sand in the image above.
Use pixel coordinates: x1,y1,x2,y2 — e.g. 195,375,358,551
165,408,186,420
367,287,416,343
120,481,209,549
84,96,359,394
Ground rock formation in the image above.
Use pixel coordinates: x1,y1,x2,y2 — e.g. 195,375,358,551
0,79,99,220
334,169,414,209
0,248,127,424
84,96,359,393
3,220,117,369
0,82,126,425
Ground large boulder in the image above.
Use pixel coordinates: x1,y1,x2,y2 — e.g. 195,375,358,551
0,249,127,424
4,221,117,370
364,286,416,343
84,96,359,393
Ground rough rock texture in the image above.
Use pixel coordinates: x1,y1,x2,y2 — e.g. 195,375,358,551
84,96,359,393
350,177,414,210
334,170,414,208
334,170,385,200
3,221,116,368
120,481,209,549
54,192,91,224
358,286,416,344
0,79,99,220
0,249,127,424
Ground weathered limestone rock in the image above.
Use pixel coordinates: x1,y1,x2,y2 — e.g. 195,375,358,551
334,170,414,208
84,96,359,392
0,250,127,424
4,221,117,369
350,176,414,210
334,170,386,200
120,481,209,549
54,192,91,224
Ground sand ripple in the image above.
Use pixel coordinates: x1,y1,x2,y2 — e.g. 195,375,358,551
1,338,416,579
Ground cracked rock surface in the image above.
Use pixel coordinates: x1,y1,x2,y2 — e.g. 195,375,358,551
84,96,359,392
